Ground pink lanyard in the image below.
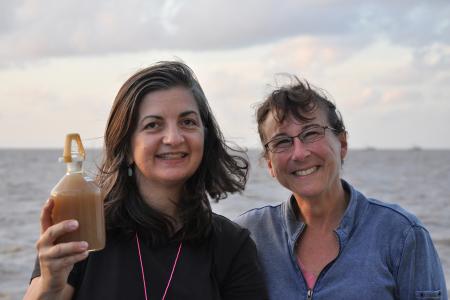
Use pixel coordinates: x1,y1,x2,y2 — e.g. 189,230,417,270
135,233,183,300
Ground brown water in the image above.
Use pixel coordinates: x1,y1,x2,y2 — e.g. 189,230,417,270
51,172,105,251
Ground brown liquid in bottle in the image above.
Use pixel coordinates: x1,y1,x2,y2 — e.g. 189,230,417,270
50,133,105,251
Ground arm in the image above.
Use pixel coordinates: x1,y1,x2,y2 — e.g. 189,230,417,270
396,225,447,300
24,277,74,300
23,199,89,300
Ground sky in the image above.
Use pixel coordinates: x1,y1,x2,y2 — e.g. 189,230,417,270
1,0,449,149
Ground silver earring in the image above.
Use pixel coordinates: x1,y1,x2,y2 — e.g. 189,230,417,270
128,165,133,177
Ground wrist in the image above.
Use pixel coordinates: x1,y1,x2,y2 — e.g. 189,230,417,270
35,277,66,300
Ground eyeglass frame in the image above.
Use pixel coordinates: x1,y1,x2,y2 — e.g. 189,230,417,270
263,124,338,153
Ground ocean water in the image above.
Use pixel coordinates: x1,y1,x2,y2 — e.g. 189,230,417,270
1,149,449,299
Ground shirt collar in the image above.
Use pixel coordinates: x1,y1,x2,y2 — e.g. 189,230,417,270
281,179,365,254
335,180,363,246
281,194,305,253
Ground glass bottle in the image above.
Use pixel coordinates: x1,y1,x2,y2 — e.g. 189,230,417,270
50,133,105,251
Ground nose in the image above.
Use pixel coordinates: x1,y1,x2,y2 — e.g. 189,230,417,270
290,137,310,161
162,125,185,145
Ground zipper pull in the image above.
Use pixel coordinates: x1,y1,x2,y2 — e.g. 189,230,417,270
307,289,313,300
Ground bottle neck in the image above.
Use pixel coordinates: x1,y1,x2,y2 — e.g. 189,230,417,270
66,161,83,173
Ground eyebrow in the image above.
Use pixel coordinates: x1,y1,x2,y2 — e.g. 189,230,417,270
179,110,199,118
269,123,321,140
139,110,200,125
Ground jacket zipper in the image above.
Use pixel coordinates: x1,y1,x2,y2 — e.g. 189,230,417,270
302,231,342,300
307,289,313,300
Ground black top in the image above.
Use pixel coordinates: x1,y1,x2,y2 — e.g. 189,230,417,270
32,214,267,300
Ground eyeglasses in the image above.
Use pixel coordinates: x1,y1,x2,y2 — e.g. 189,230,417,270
264,124,337,153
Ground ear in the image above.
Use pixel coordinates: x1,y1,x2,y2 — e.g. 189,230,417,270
339,131,348,161
267,158,276,178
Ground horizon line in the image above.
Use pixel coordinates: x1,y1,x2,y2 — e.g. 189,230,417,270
1,146,450,151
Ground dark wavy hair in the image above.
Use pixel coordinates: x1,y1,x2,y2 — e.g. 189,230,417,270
256,76,346,158
97,61,249,245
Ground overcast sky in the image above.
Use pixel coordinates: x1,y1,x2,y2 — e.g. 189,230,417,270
1,0,449,149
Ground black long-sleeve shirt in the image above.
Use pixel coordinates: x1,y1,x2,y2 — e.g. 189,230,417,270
31,213,268,300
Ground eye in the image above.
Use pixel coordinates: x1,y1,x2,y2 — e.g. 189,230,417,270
272,137,292,148
180,118,199,128
143,121,161,130
301,127,323,143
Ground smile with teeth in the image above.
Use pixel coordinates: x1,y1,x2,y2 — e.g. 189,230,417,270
293,166,318,176
156,152,187,160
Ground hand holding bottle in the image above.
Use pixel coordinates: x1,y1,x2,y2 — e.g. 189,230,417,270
24,134,105,300
38,199,89,291
23,199,88,300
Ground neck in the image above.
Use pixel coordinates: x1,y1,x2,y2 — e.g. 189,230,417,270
135,174,183,222
294,182,348,231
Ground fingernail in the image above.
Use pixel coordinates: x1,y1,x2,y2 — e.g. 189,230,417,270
66,220,78,230
80,241,88,250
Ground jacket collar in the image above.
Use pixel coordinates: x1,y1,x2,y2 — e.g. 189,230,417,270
281,180,367,254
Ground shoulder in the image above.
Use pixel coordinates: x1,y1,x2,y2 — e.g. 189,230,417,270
346,180,426,231
365,197,425,229
210,213,259,258
234,203,283,229
211,213,250,242
365,199,438,257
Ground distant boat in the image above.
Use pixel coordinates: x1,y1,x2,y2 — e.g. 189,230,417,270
409,146,422,151
363,146,377,151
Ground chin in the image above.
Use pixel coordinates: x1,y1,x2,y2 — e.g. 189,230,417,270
293,187,323,199
161,172,195,184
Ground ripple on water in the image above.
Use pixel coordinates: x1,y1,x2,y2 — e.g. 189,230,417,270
0,245,23,254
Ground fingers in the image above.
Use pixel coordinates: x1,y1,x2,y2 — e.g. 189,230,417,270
47,241,89,259
40,219,79,246
37,219,89,259
39,242,89,271
37,239,89,274
37,203,89,263
40,198,54,235
36,244,89,295
49,250,89,270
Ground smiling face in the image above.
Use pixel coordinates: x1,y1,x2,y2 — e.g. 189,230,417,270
130,86,205,190
262,108,347,201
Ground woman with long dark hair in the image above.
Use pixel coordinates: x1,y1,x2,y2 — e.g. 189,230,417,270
24,61,267,299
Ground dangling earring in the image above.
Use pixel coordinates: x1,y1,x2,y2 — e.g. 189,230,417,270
128,165,133,177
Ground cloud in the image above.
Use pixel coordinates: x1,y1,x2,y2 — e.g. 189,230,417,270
1,0,449,66
363,1,450,47
1,0,450,149
264,35,371,78
412,44,450,75
370,44,450,106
